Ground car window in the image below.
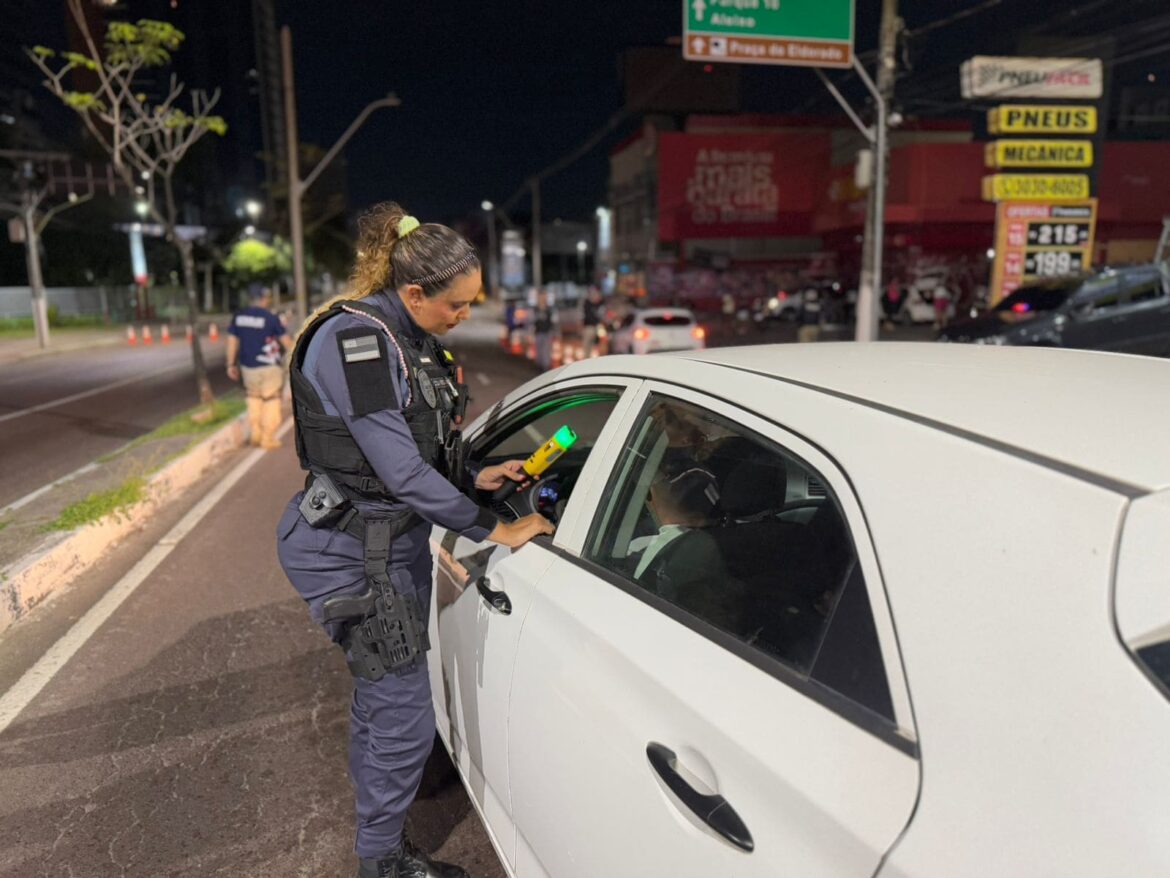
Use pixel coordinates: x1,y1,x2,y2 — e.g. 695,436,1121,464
585,395,894,722
644,314,693,327
1071,277,1122,313
469,387,624,526
1124,275,1166,304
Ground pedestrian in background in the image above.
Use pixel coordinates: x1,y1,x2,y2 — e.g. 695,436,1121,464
532,288,557,370
797,287,823,344
226,284,292,449
277,203,552,878
581,286,603,358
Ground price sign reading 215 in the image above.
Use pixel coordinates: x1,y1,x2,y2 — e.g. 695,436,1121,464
1028,222,1091,246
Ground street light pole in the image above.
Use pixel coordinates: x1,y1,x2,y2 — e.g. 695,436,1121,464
481,200,499,297
281,26,400,327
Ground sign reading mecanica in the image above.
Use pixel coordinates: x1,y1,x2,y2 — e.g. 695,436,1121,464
988,105,1098,134
984,140,1094,169
982,174,1090,202
683,0,855,69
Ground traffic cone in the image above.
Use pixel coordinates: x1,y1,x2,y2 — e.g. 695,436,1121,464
161,324,172,344
185,325,194,343
551,338,563,368
142,325,153,345
208,322,220,342
510,330,523,356
526,340,536,361
126,325,137,346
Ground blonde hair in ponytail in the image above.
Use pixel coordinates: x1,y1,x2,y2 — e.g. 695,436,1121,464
295,202,409,343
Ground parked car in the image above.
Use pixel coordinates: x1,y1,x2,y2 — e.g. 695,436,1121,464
428,343,1170,878
608,307,706,354
940,264,1170,355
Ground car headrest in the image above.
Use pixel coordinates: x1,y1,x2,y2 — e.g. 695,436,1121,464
720,457,787,518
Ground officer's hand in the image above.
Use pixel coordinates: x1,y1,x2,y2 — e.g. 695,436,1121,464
226,364,240,381
475,460,530,492
488,514,555,549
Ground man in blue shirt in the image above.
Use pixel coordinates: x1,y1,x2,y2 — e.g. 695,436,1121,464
226,285,292,449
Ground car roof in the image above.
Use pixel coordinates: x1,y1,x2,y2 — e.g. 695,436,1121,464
565,343,1170,494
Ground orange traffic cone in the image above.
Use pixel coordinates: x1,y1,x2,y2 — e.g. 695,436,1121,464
526,341,536,361
510,330,523,356
126,325,137,346
142,325,153,345
551,338,563,368
161,324,172,344
208,323,220,342
185,325,194,343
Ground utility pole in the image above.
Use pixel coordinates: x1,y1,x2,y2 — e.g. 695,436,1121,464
281,27,400,328
281,26,307,328
855,0,899,342
481,200,499,296
531,178,542,292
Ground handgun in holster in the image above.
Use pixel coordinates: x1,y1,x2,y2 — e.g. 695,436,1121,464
319,519,430,679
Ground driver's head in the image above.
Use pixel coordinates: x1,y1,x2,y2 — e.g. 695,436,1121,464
648,464,721,528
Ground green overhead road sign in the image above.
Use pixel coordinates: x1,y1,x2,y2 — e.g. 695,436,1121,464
683,0,855,68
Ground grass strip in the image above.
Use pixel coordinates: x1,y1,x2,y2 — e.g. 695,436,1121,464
46,476,147,532
102,394,246,462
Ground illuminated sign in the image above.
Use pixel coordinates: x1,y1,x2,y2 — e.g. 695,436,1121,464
987,105,1098,135
990,200,1097,303
962,57,1103,99
984,139,1094,169
982,174,1090,202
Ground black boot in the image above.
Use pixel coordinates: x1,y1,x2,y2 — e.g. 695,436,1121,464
357,843,470,878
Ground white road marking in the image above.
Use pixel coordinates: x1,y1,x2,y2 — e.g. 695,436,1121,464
0,363,189,424
475,372,491,386
0,417,294,734
0,462,100,518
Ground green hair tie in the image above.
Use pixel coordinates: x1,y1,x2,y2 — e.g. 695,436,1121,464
397,215,420,238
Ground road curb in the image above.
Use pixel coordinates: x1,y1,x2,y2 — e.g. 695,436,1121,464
0,413,250,634
0,334,126,366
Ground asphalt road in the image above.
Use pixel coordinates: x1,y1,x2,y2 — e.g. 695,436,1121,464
0,340,235,510
0,319,537,878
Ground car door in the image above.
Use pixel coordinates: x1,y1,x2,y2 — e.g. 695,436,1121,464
427,376,642,871
1110,270,1170,355
1060,276,1130,351
507,381,921,878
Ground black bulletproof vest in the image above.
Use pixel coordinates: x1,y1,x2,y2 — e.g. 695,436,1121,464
290,299,461,501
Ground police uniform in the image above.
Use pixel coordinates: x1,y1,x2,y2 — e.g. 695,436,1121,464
276,289,496,873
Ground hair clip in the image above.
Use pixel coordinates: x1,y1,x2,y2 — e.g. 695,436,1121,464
397,215,420,238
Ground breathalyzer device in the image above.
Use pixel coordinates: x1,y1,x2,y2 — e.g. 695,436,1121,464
492,424,578,501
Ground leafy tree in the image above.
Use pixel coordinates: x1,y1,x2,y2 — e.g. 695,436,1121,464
28,1,227,405
222,237,292,286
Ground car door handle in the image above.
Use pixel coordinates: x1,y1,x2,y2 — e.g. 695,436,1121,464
476,576,512,615
645,742,754,853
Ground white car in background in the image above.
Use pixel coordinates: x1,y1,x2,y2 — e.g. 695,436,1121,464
428,343,1170,878
609,306,706,354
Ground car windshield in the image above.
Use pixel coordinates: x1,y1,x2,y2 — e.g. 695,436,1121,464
993,280,1084,314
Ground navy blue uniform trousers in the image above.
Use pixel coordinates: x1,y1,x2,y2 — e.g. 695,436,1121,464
277,497,435,859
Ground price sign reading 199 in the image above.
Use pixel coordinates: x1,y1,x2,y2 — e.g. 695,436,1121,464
1026,222,1091,247
1024,249,1085,277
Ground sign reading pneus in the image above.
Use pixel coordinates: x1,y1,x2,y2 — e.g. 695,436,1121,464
988,105,1098,135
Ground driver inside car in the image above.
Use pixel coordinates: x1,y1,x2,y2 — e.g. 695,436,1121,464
629,462,742,629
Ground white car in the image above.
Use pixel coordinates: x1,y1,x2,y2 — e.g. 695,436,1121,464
428,343,1170,878
609,307,706,354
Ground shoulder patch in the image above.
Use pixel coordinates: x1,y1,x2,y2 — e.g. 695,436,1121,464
337,328,397,417
341,333,382,363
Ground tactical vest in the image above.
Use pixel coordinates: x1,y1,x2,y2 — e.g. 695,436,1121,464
289,298,465,502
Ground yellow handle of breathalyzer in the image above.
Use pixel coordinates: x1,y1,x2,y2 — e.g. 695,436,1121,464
493,425,578,501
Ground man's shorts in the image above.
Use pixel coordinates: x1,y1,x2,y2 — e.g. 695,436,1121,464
240,365,284,400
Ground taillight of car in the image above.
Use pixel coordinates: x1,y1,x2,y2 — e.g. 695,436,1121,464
692,326,706,340
634,328,650,341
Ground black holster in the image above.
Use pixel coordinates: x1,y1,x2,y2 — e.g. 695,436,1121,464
319,517,430,680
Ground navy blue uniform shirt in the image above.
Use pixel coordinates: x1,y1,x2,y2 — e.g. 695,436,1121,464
301,290,498,543
229,306,288,367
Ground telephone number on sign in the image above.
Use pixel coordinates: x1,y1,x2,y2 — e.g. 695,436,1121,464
1024,249,1086,276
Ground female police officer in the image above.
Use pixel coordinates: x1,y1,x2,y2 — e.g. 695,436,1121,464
277,202,553,878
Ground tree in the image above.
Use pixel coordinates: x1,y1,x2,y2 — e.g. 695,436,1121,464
28,1,227,405
221,236,292,287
